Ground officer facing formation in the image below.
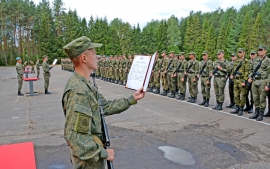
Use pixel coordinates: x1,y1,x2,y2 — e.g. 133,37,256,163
16,57,24,96
42,55,55,94
36,59,40,79
62,36,144,168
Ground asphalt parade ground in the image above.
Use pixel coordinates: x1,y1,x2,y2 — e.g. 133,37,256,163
0,65,270,169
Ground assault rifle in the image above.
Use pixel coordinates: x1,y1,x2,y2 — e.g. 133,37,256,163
184,62,193,80
173,61,182,74
207,60,226,82
158,59,164,76
247,55,267,88
231,57,245,78
90,72,114,169
196,60,208,81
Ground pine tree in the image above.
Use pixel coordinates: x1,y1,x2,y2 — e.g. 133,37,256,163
205,25,216,61
166,15,181,53
249,13,263,52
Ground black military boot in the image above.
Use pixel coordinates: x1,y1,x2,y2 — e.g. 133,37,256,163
230,106,239,114
45,89,51,94
168,92,175,98
120,81,123,85
147,87,153,92
212,101,219,110
18,91,24,96
167,90,170,93
204,98,209,107
237,106,244,116
264,111,270,117
198,97,206,105
216,102,223,110
154,88,160,94
177,94,182,100
249,108,259,119
248,106,253,114
226,102,235,108
190,97,196,103
187,96,192,102
256,110,264,121
180,94,185,100
161,90,168,96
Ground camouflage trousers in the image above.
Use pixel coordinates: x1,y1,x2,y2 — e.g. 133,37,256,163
167,72,176,92
188,73,198,97
161,72,168,90
177,73,186,95
213,76,226,103
17,75,23,91
114,70,119,80
153,71,160,88
149,73,154,87
201,76,211,99
251,79,268,110
44,73,50,90
234,79,248,107
228,79,234,103
96,68,100,77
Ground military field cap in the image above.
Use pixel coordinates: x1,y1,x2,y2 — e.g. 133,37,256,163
231,53,237,57
202,51,209,55
258,45,267,50
237,48,245,52
42,55,48,58
63,36,102,59
217,50,225,55
179,52,185,55
188,52,196,55
16,57,21,60
250,50,257,54
161,50,167,53
169,51,175,54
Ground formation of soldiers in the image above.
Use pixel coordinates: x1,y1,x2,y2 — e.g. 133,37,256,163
60,46,270,122
61,58,74,71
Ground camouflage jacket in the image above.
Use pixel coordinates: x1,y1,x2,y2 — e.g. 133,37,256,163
42,61,52,74
187,59,199,74
153,59,162,71
168,59,178,73
213,59,232,77
249,56,270,80
36,61,40,69
232,57,250,81
199,60,213,77
176,59,188,73
16,63,23,76
62,72,137,162
160,56,169,72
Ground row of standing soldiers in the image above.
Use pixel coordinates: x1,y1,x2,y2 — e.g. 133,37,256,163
95,55,133,85
146,46,270,121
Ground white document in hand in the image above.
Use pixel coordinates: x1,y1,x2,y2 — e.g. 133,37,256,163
52,59,58,65
126,52,156,91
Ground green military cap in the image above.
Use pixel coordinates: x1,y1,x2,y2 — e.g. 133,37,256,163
217,50,225,55
42,55,48,58
188,52,196,55
169,51,175,54
63,36,102,59
250,50,257,54
161,50,167,53
202,51,209,55
179,52,185,55
237,48,245,52
231,53,237,57
110,55,113,57
258,45,267,50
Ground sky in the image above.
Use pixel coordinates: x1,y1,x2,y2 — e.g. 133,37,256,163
32,0,253,27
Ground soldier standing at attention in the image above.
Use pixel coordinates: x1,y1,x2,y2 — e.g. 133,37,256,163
160,51,170,96
147,53,158,92
153,53,162,94
226,53,237,108
229,48,250,116
167,52,178,98
62,36,145,169
176,52,188,100
36,59,40,79
30,60,35,73
210,50,232,110
186,52,199,103
248,45,270,121
16,57,24,96
42,55,55,94
243,50,258,113
198,51,213,107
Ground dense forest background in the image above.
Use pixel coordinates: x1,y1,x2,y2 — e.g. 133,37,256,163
0,0,269,65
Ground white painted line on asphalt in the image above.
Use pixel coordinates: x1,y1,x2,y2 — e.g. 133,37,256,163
12,117,19,119
96,79,270,126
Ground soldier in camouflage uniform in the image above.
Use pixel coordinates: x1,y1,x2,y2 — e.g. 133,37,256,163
229,48,250,116
42,55,55,94
153,53,162,94
226,53,237,108
160,51,170,96
186,52,199,103
175,52,188,100
121,55,129,85
16,57,24,96
167,51,178,98
198,51,213,107
96,57,101,78
147,54,156,92
210,50,232,110
62,36,145,169
118,56,124,85
243,50,258,113
248,45,270,121
36,59,40,79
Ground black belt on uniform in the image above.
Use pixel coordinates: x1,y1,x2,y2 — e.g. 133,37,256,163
255,77,267,80
201,76,208,78
234,76,244,80
214,76,225,78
